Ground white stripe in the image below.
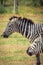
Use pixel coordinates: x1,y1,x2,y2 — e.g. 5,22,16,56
24,22,27,36
22,20,25,32
20,21,22,33
27,23,31,38
29,24,33,39
34,24,37,34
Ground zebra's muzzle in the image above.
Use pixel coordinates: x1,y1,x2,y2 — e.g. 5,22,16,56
2,32,9,38
26,48,33,56
3,34,8,38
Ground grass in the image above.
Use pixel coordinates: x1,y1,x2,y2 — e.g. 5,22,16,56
18,6,43,15
0,5,43,65
0,18,43,65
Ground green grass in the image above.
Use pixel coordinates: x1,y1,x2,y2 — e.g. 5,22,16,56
0,5,43,65
18,6,43,15
0,17,43,65
0,5,14,14
5,6,14,13
0,5,43,15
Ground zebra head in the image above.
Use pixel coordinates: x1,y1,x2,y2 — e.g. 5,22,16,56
26,44,37,56
26,46,35,56
26,40,41,56
2,16,19,38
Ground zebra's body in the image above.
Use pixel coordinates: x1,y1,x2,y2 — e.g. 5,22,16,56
2,16,43,65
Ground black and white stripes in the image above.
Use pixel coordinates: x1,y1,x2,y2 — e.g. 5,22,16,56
17,17,43,43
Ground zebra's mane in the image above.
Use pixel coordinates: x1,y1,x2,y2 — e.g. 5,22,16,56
22,18,34,24
9,16,34,24
9,16,18,20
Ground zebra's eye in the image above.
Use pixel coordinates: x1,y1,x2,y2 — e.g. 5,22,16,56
9,26,10,27
8,28,12,32
9,25,11,27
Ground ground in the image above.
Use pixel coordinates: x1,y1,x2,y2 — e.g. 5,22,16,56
0,7,43,65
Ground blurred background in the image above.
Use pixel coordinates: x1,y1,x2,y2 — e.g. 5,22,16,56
0,0,43,14
0,0,43,22
0,0,43,65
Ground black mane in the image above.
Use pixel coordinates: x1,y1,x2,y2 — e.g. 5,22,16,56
23,18,34,24
9,16,18,20
28,19,34,24
9,16,34,24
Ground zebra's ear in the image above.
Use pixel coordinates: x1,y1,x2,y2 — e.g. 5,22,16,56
18,17,21,20
9,16,18,20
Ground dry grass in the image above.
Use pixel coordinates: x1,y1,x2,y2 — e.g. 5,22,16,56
0,43,43,65
0,11,43,65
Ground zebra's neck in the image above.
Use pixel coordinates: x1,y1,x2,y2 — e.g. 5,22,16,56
18,18,43,43
18,18,32,37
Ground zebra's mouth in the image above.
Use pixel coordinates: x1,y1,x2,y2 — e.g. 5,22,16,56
1,32,9,38
2,34,9,38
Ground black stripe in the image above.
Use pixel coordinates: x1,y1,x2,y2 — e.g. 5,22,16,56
25,20,29,37
20,19,23,33
27,23,31,38
18,18,22,33
22,18,27,35
18,17,43,43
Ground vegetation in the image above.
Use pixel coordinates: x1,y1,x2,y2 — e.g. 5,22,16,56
0,0,43,14
0,19,43,65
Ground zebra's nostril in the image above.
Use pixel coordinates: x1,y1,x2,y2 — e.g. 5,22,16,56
28,52,32,56
26,49,33,56
3,34,8,38
2,32,8,38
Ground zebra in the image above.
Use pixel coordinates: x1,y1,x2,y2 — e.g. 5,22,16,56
2,16,43,65
27,31,43,65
